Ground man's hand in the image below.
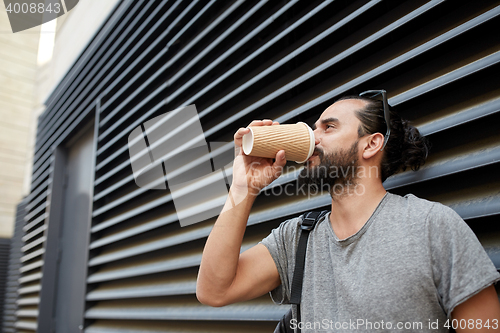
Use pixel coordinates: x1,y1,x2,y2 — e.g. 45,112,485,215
452,284,500,332
232,119,287,196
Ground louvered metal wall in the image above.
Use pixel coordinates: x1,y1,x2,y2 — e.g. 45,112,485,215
0,237,11,329
3,199,26,333
9,0,500,331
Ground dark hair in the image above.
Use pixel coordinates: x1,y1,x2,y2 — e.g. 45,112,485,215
336,95,430,182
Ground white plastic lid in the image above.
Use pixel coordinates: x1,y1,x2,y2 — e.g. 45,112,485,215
295,122,315,163
241,127,254,155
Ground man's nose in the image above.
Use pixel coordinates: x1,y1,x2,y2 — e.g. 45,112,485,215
313,128,321,145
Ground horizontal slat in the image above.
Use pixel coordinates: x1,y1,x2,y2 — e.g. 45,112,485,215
19,249,44,263
390,50,500,106
488,250,500,270
90,214,177,249
15,320,37,330
15,309,38,318
18,284,41,294
21,236,46,253
4,303,17,310
19,260,43,274
85,298,285,321
419,96,500,136
25,189,48,212
86,281,196,301
16,298,40,306
84,320,277,333
22,213,47,233
23,203,46,223
21,225,46,243
87,252,201,283
385,146,500,189
18,273,42,285
91,194,172,233
451,194,500,220
89,223,210,266
27,169,49,198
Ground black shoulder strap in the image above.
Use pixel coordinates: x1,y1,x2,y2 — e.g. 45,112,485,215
289,210,328,304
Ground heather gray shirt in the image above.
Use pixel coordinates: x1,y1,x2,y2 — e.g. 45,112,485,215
260,193,500,332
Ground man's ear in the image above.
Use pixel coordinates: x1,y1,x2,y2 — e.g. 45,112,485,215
362,133,385,160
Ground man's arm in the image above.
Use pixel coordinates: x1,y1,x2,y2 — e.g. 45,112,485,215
452,284,500,332
196,120,286,307
196,189,281,307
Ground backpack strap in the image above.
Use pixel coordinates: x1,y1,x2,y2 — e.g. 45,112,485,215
289,210,328,304
289,210,328,333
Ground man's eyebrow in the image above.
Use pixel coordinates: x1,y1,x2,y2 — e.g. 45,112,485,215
313,117,339,129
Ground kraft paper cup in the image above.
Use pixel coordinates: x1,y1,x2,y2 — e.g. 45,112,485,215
242,122,315,163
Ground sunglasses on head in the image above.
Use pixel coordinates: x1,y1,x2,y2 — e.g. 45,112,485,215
359,89,390,151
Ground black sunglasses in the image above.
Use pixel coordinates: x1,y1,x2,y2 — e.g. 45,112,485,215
359,89,391,151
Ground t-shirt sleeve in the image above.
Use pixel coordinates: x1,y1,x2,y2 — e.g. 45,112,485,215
427,203,500,318
259,217,301,305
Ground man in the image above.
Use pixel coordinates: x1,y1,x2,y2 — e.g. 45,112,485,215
196,92,500,332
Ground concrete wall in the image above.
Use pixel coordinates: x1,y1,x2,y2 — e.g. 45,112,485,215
0,6,39,238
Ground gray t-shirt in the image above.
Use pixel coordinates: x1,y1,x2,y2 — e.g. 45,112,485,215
260,193,500,332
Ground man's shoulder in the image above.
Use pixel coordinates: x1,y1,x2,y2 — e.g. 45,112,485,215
389,192,435,207
384,192,436,218
279,214,305,233
388,192,447,213
388,192,465,227
268,215,303,238
274,212,329,242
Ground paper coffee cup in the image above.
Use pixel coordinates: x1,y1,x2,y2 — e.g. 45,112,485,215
242,122,315,163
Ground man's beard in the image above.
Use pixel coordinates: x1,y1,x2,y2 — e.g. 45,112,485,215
298,140,360,197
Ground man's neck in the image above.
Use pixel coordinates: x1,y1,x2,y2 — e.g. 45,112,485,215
329,181,387,240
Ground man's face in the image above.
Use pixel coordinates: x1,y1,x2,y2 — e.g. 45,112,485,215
298,99,366,193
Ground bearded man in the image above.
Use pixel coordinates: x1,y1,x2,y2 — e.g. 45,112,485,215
196,92,500,332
